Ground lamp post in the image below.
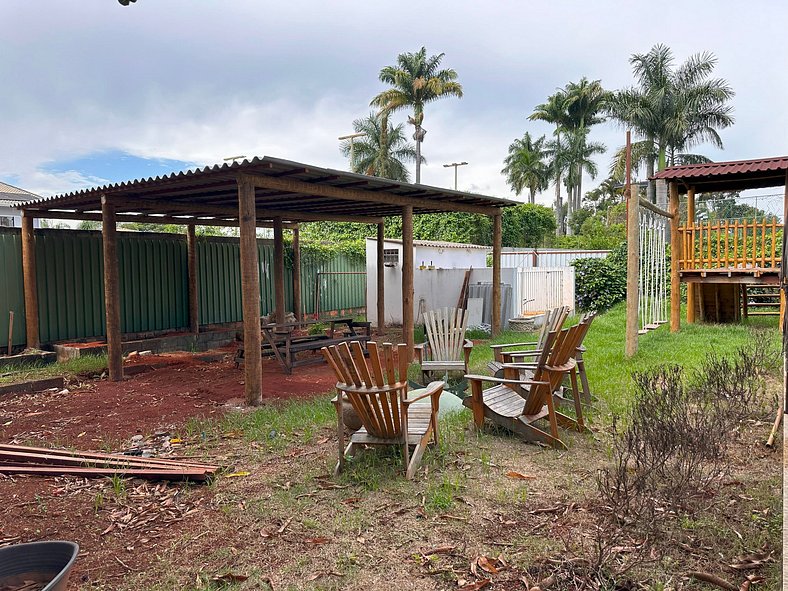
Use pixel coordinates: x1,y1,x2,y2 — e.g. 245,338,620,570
443,161,468,190
338,133,366,170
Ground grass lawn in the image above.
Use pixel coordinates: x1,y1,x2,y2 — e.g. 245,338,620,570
0,353,107,386
83,304,781,591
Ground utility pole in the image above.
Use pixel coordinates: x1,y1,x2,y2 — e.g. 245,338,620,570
338,132,366,170
443,161,468,190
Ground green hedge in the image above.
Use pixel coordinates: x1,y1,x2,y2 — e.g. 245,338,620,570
573,241,627,312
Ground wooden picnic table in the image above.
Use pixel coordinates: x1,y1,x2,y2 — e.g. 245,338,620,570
234,317,372,375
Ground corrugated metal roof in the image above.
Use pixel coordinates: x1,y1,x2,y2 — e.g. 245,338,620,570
20,155,516,222
381,238,489,249
0,181,39,205
651,156,788,193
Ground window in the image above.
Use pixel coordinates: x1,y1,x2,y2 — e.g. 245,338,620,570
383,248,399,266
0,216,14,227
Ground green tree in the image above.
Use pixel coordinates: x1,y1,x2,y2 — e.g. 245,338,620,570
119,222,226,236
371,47,463,184
530,91,571,234
501,203,556,247
501,132,549,204
340,112,421,182
606,44,734,202
562,78,608,217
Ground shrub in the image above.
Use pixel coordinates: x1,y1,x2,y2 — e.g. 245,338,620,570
572,241,626,312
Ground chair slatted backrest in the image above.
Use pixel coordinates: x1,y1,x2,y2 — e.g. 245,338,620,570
322,341,409,439
538,306,570,350
536,314,596,400
519,327,561,416
424,307,469,362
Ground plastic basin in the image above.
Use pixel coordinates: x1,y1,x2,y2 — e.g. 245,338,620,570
0,541,79,591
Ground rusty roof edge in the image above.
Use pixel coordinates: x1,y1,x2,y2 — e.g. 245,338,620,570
21,155,519,210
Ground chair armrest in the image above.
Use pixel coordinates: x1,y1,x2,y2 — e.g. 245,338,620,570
490,341,538,351
464,374,550,387
463,339,473,350
403,380,445,405
414,342,426,364
499,362,538,369
502,349,542,359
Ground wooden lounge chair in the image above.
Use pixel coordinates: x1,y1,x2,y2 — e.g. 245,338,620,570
322,341,445,480
488,306,569,370
463,318,591,450
501,313,596,407
415,307,473,383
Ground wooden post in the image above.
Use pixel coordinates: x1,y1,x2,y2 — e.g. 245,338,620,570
402,205,414,359
669,182,681,332
101,195,123,381
377,222,385,335
273,216,286,324
238,179,263,406
186,224,199,334
20,212,39,350
625,181,640,357
686,187,696,324
491,214,502,336
292,225,302,322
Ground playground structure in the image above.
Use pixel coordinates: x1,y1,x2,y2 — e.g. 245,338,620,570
626,151,788,356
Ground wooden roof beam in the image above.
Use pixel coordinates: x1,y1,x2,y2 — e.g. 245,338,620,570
99,196,384,224
26,209,297,228
238,172,501,215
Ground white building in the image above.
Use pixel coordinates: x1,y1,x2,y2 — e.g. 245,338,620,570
0,182,40,228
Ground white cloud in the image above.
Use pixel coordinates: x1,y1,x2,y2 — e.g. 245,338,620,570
1,0,786,203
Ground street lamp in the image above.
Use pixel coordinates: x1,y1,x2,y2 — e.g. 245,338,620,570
443,162,468,190
338,132,366,170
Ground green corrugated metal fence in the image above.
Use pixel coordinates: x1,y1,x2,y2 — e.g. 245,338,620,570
0,228,365,346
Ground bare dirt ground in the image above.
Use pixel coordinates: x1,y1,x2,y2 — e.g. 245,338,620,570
0,348,782,591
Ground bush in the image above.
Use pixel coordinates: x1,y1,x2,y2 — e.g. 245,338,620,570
572,241,626,312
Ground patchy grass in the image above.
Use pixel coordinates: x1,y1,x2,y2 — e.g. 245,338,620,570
0,353,107,385
18,308,773,591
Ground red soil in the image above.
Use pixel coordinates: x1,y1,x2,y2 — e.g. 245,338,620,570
0,348,338,449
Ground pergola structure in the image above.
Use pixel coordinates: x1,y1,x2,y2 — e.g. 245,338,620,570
652,156,788,332
19,156,515,404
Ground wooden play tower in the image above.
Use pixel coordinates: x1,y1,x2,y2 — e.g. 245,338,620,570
652,156,788,330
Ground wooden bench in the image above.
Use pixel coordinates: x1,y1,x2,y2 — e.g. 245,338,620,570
235,318,372,375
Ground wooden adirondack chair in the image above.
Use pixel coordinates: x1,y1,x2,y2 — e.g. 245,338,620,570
415,307,473,383
502,313,596,406
322,341,445,480
463,318,590,450
488,306,570,371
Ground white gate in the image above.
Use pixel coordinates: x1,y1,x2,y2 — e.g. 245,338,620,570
514,267,575,316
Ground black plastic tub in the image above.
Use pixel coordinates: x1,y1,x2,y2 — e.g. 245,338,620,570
0,541,79,591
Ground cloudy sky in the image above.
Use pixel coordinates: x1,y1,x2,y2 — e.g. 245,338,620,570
2,1,787,206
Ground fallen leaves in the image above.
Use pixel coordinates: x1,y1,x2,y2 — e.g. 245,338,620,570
210,572,249,584
505,470,536,480
457,579,491,591
224,471,251,478
470,554,507,578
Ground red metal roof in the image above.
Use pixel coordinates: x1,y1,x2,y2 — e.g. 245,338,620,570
651,156,788,193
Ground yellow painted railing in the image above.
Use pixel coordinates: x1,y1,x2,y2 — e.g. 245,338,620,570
679,218,783,271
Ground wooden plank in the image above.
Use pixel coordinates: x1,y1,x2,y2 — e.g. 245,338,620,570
273,216,286,324
238,179,263,405
492,214,502,336
20,213,39,349
402,205,414,359
376,223,385,334
187,224,199,334
292,226,302,321
669,182,681,332
101,195,123,381
0,444,217,470
0,465,210,482
625,179,640,356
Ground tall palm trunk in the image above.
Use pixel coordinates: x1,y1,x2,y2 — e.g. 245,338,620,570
415,136,421,184
555,173,563,237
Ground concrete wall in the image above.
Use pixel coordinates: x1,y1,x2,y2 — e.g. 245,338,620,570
367,265,519,327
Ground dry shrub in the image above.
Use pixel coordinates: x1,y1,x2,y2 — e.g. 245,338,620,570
599,341,772,521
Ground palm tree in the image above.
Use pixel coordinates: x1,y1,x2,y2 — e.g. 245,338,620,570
530,91,571,233
340,113,421,182
563,127,606,221
371,47,463,184
501,132,549,204
562,78,608,219
543,135,571,236
607,44,734,202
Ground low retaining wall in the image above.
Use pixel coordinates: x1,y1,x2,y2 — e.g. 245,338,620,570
53,328,237,363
